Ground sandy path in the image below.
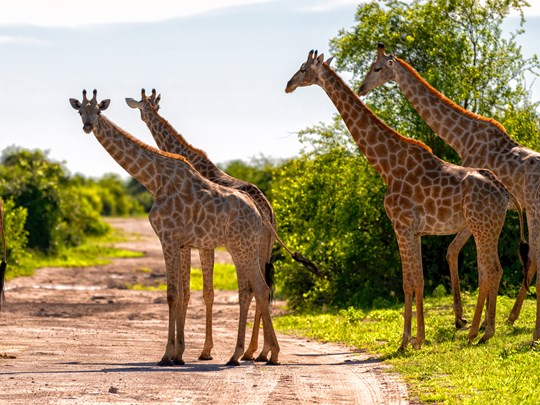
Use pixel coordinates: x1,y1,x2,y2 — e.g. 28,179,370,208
0,217,410,404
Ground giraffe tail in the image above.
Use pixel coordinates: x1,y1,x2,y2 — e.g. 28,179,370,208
265,261,275,304
510,193,531,291
266,223,323,278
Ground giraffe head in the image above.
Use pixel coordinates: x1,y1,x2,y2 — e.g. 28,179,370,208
285,50,333,93
358,44,396,96
69,89,110,134
125,88,161,121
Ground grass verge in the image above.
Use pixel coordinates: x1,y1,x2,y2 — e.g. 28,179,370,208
128,263,238,291
6,226,143,280
273,291,540,404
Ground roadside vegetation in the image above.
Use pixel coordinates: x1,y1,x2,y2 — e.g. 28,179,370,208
3,0,540,403
273,291,540,404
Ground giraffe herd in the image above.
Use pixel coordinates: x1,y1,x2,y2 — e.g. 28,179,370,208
67,44,538,365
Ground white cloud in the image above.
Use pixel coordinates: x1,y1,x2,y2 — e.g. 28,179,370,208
0,0,275,27
303,0,362,13
0,35,46,45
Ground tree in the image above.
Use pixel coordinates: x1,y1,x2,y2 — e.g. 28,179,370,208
330,0,540,159
272,118,401,309
220,156,278,201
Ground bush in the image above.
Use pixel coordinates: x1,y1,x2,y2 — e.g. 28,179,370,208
1,197,29,266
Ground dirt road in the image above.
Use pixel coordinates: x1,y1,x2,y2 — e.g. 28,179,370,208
0,217,410,404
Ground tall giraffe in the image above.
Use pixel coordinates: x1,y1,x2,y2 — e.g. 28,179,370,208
359,44,538,336
69,89,281,365
125,89,276,362
286,50,527,349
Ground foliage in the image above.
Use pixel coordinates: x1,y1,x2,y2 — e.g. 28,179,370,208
220,156,279,201
5,220,142,280
96,173,146,216
1,197,29,267
127,263,238,291
330,0,540,158
0,146,149,277
0,147,74,254
274,293,540,404
126,177,153,213
272,118,402,309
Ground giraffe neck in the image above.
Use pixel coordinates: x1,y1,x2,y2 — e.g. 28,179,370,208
93,115,188,194
143,105,227,180
392,58,517,159
318,63,435,184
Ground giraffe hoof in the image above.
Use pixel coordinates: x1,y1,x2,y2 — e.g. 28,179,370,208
198,354,213,361
173,358,185,365
241,354,255,361
266,359,281,366
226,359,240,366
505,317,516,326
255,354,269,362
455,318,468,329
157,358,174,367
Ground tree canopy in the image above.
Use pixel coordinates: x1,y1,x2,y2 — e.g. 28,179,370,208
330,0,540,160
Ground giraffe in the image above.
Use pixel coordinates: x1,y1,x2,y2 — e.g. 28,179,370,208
286,50,527,349
69,89,281,365
358,44,539,338
125,89,276,361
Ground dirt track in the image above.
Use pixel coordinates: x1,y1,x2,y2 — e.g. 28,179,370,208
0,217,410,404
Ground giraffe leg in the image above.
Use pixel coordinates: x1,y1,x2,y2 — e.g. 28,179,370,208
155,236,184,366
243,229,275,362
226,262,252,366
508,215,539,325
251,263,280,365
535,267,540,342
446,228,472,329
467,268,490,344
241,303,261,361
198,248,215,361
172,246,190,365
479,261,502,343
395,229,424,351
468,229,504,344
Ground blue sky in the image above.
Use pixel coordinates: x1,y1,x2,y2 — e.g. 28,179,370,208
1,0,539,178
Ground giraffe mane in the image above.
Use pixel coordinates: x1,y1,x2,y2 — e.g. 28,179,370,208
101,115,195,167
143,99,210,160
395,57,509,136
325,62,433,154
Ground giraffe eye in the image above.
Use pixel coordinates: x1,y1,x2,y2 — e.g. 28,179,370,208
374,67,382,72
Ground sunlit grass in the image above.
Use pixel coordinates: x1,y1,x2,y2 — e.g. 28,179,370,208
7,227,142,280
274,291,540,404
128,263,238,291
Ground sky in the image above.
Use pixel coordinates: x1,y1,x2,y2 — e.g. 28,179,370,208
1,0,540,178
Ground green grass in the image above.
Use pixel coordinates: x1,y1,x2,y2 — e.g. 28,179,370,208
128,263,238,291
273,292,540,404
6,227,143,280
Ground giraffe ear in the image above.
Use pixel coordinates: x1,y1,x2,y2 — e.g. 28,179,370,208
69,98,81,110
316,53,325,65
125,98,141,109
98,99,111,111
325,56,335,65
